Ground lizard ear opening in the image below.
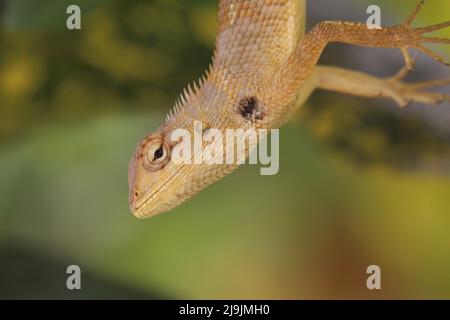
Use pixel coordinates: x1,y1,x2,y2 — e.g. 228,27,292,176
141,137,171,171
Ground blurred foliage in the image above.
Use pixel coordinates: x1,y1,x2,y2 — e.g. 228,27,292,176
301,94,450,171
0,244,162,299
1,0,216,138
0,0,450,299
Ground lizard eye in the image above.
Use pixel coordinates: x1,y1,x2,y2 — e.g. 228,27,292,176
142,137,170,171
154,147,164,160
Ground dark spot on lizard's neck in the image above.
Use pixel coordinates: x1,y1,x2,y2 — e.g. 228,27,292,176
238,96,264,121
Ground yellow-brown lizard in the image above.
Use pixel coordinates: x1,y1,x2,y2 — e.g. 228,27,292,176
129,0,450,218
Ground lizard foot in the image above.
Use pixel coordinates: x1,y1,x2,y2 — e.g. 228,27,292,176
385,64,450,107
398,1,450,69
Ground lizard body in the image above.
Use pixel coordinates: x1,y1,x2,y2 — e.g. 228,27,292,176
129,0,450,218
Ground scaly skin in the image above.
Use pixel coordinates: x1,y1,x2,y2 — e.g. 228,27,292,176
129,0,450,218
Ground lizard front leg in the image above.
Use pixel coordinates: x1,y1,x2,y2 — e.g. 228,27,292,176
312,65,450,107
266,1,450,118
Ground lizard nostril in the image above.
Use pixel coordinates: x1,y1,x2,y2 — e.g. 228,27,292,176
134,191,139,199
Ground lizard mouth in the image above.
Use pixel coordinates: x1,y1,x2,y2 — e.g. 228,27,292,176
131,164,185,218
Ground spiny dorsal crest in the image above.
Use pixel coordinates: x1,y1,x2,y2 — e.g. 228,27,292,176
165,64,213,123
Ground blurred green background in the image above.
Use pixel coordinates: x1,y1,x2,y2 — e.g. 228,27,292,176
1,0,450,299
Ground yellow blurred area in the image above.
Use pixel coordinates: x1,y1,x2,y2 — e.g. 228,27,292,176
189,5,218,46
80,9,175,81
0,53,45,100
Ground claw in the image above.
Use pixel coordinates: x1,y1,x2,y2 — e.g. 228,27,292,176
415,21,450,34
401,48,415,71
404,0,425,27
393,62,414,81
410,78,450,89
421,37,450,45
416,45,450,66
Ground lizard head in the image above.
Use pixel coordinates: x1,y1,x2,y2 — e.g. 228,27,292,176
128,129,183,218
128,124,237,218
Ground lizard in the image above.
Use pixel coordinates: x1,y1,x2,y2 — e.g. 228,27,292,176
128,0,450,218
